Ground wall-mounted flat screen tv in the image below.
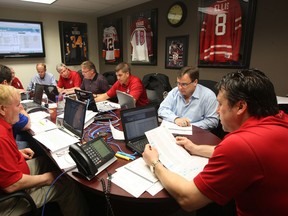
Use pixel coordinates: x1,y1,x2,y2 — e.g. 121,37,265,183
0,19,45,58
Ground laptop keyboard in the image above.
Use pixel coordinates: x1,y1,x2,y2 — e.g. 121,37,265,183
127,138,148,154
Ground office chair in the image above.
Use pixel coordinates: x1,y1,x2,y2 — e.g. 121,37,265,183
0,190,38,216
102,71,117,87
198,79,228,139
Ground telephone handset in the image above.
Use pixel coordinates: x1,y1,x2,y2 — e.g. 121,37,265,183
69,137,115,180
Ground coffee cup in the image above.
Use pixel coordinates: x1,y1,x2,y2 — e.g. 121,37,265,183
48,103,57,123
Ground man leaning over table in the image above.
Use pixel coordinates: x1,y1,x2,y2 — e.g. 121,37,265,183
0,84,89,216
143,69,288,216
95,62,149,107
158,66,218,130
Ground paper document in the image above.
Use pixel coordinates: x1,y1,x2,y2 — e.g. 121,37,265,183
51,148,76,171
161,120,192,135
30,118,58,135
277,96,288,104
110,122,124,140
145,125,208,180
33,128,79,153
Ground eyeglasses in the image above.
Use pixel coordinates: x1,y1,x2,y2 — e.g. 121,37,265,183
82,69,92,73
176,81,193,88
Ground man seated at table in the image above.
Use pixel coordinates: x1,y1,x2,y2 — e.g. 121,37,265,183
27,63,57,91
0,84,89,216
56,63,82,95
10,67,25,92
79,60,110,95
158,66,218,130
95,62,149,107
0,64,31,149
143,69,288,216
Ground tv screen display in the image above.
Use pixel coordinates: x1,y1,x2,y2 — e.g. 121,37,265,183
0,19,45,58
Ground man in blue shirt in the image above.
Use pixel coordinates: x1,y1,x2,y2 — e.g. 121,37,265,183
158,66,218,130
27,63,57,90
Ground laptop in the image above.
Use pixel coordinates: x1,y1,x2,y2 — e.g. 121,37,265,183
120,105,159,154
61,97,87,140
43,84,59,102
21,83,44,111
32,97,87,153
75,89,98,112
116,90,136,110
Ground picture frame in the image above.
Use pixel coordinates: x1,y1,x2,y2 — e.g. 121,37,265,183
197,0,257,68
165,35,189,69
101,18,123,65
130,9,158,66
59,21,88,66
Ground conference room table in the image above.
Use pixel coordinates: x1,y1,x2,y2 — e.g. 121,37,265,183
64,116,222,216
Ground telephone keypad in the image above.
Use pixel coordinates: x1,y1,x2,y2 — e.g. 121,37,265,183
83,146,102,166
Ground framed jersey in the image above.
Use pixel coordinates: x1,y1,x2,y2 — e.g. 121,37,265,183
197,0,257,68
101,18,123,65
165,35,189,69
130,9,158,66
59,21,88,66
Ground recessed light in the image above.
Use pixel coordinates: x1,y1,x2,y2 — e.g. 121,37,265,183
21,0,57,5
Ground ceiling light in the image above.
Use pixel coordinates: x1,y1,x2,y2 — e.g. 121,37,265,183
21,0,57,4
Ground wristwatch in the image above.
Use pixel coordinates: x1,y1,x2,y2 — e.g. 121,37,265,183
150,159,161,173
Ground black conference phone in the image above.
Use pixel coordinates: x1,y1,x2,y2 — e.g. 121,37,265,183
69,137,115,180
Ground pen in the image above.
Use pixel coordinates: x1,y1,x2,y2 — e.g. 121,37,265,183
115,153,130,161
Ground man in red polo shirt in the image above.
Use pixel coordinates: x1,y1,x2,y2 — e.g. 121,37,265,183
95,62,148,107
56,63,82,94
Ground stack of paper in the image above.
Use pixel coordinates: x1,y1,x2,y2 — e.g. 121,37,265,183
111,125,208,198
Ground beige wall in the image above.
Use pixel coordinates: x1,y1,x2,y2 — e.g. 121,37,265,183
98,0,288,96
1,0,287,95
0,6,99,90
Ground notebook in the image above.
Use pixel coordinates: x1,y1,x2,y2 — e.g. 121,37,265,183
21,83,44,111
33,97,87,153
43,84,59,102
120,105,159,154
75,89,98,112
116,90,136,110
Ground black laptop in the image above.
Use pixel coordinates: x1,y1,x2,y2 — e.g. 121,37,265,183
43,84,59,102
21,83,44,112
62,97,87,139
75,89,98,112
120,105,159,154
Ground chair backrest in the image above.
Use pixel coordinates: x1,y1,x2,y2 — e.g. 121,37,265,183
0,191,38,215
198,79,218,96
103,71,117,86
198,79,228,139
77,69,84,81
142,73,172,104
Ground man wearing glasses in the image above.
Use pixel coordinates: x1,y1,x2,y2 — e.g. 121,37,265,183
158,66,218,130
80,60,110,95
56,63,82,95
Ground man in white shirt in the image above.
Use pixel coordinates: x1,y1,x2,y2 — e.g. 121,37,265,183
27,63,57,90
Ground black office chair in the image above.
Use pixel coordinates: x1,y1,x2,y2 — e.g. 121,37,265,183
142,73,172,108
198,79,228,139
0,191,38,216
102,71,117,87
77,69,84,81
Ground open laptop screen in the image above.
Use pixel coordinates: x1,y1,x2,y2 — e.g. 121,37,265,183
121,105,158,141
34,83,44,105
43,84,59,102
63,97,87,139
75,89,98,112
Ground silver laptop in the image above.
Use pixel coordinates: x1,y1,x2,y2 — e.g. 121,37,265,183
116,90,136,110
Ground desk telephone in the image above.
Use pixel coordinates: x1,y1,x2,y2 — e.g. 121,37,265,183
69,137,115,180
